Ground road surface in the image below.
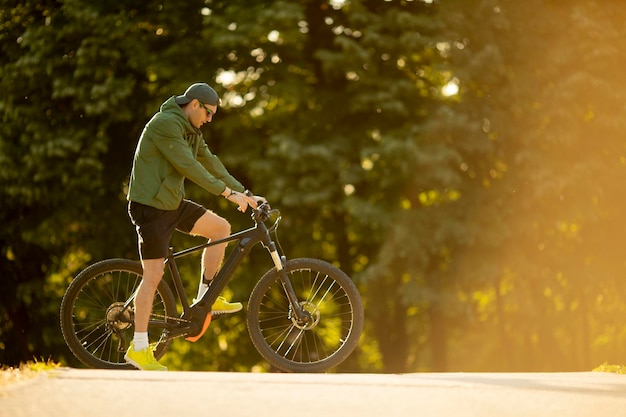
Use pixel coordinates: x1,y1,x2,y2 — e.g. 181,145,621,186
1,369,625,417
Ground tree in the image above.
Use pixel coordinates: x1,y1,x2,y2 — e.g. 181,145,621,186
5,0,625,373
0,0,210,365
408,0,626,371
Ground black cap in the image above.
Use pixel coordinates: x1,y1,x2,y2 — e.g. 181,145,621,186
174,83,220,106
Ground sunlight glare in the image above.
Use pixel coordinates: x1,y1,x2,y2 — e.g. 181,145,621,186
216,70,236,87
268,30,280,43
329,0,346,10
442,78,460,97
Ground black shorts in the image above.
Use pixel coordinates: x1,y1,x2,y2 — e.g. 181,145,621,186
128,200,206,260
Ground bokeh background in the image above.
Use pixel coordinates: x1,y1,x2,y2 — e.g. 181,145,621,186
2,0,626,372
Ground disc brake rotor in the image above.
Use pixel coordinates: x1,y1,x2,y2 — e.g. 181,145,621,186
291,301,321,330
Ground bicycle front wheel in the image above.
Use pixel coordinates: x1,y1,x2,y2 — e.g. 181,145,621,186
247,258,364,373
60,258,177,369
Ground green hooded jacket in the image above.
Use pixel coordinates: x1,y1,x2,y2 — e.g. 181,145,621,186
127,96,245,210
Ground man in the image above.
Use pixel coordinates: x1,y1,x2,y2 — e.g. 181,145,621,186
125,83,263,371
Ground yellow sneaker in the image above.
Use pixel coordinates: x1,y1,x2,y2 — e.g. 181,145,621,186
124,342,168,371
211,296,243,315
185,296,241,342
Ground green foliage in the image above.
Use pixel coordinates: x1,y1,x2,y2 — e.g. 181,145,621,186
2,0,626,374
409,0,626,371
594,363,626,375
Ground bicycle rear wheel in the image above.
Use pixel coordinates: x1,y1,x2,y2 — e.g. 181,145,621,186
247,258,364,373
60,258,177,369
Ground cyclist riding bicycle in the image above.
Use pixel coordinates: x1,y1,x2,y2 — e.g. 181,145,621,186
125,82,265,371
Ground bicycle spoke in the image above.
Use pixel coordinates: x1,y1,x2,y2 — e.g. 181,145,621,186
61,259,177,368
251,260,363,371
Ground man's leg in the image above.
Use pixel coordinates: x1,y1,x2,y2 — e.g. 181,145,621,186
134,258,165,332
189,210,242,314
190,210,231,284
125,257,168,371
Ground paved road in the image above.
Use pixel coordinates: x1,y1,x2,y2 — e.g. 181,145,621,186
1,369,625,417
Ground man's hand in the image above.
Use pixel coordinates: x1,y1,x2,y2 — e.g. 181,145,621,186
223,188,266,212
243,190,267,209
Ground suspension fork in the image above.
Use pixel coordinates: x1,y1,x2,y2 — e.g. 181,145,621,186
266,241,310,323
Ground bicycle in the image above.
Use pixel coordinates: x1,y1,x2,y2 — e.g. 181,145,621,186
60,202,364,373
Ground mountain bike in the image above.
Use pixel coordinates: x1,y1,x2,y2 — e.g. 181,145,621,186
60,202,364,373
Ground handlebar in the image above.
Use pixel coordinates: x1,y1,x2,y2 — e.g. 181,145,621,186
252,202,280,225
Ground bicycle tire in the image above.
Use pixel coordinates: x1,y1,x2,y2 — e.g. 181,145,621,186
60,258,177,369
247,258,364,373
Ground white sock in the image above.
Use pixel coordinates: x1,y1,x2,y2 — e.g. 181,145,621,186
197,279,211,300
133,332,149,351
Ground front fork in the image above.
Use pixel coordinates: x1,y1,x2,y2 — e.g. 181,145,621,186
266,242,311,325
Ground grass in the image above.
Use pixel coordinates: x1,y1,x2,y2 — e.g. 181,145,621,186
593,362,626,375
0,359,61,388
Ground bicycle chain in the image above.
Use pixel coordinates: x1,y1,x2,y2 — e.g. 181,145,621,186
150,311,226,342
150,312,193,341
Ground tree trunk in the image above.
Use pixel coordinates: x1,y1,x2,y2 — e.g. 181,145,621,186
429,304,447,372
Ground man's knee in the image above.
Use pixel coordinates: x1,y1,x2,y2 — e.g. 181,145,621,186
215,217,231,238
141,259,165,288
207,216,231,240
192,211,231,239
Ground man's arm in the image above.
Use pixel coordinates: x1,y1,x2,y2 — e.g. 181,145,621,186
149,122,229,195
196,143,245,193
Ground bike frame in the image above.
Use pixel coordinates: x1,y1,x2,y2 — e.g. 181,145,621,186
123,206,308,339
